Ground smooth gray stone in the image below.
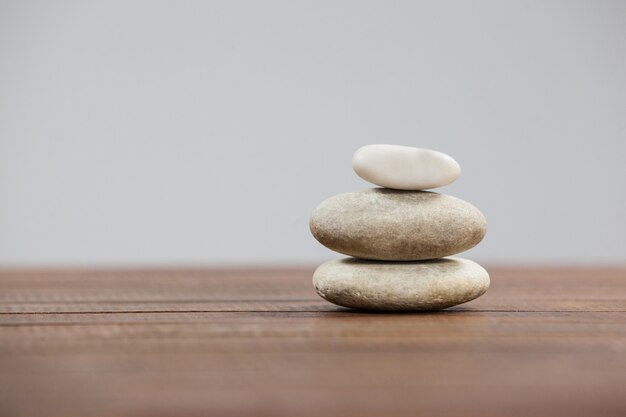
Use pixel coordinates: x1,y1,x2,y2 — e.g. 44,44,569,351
309,189,486,261
313,257,490,311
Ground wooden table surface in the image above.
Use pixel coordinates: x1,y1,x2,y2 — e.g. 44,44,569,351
1,266,625,417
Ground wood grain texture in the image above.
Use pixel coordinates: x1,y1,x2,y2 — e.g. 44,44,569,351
0,266,625,417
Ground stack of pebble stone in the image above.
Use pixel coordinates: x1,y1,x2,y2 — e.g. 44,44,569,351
309,144,489,311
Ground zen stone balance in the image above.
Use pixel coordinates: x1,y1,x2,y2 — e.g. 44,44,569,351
309,144,489,311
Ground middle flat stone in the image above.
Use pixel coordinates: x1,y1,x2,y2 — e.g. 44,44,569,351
309,188,487,261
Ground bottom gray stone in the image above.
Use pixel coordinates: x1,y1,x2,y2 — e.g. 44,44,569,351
313,257,489,311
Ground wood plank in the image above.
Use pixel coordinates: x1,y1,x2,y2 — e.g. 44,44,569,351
0,267,624,313
0,267,625,417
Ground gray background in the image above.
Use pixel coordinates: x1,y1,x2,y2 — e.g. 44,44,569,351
1,0,625,267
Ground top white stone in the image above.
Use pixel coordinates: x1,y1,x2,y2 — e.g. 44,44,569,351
352,144,461,190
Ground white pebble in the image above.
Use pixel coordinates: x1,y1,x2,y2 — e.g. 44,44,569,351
352,144,461,190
